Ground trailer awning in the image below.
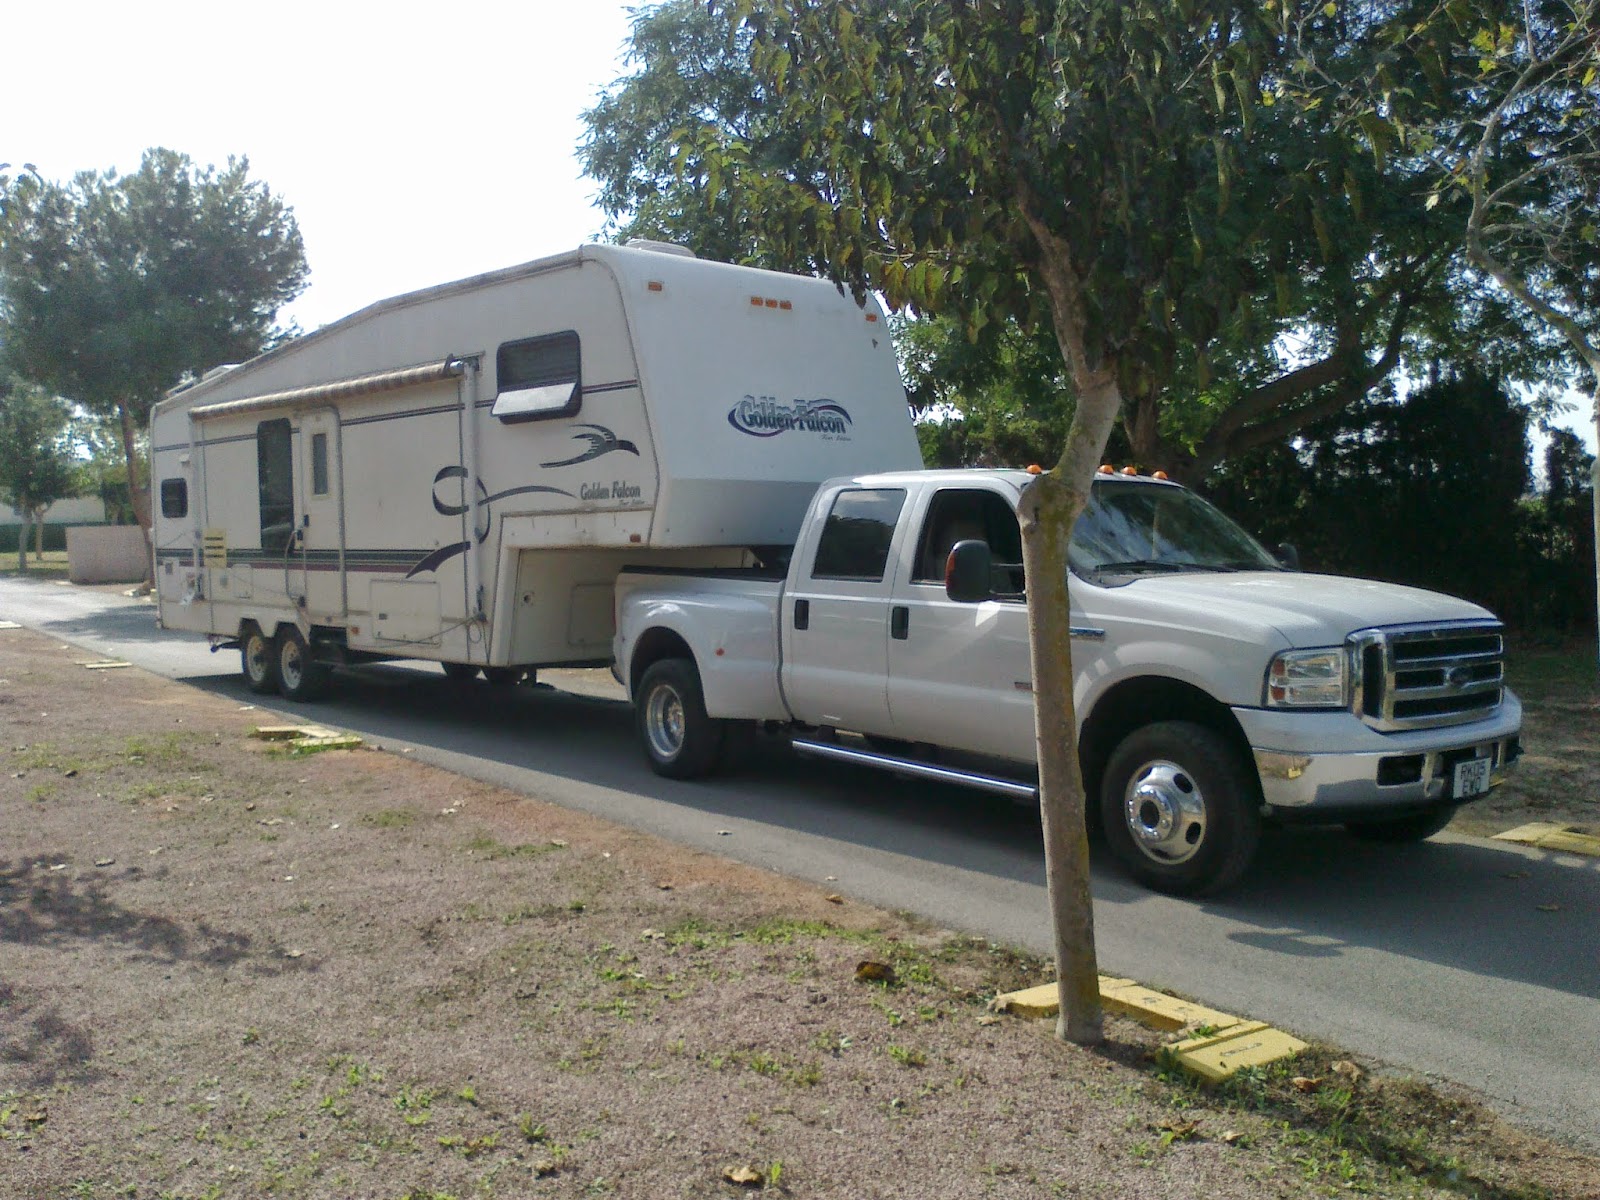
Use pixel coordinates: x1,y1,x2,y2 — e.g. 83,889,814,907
186,358,466,422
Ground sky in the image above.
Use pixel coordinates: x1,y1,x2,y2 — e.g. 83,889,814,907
8,0,638,331
8,0,1596,457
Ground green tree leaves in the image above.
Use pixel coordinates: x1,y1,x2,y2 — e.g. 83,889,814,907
0,149,307,530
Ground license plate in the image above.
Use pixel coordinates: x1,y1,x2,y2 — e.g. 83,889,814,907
1451,756,1492,799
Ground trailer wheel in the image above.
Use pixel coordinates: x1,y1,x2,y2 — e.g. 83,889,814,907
441,662,480,683
1100,721,1260,896
483,667,525,687
240,622,279,695
276,626,331,702
1346,807,1455,843
636,658,724,779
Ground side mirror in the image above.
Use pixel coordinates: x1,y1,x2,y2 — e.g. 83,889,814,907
1275,542,1301,571
945,539,993,602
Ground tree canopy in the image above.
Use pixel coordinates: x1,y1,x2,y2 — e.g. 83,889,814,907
0,376,77,568
0,148,308,531
582,0,1581,480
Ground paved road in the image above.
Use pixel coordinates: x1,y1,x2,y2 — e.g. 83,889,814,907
3,576,1597,1151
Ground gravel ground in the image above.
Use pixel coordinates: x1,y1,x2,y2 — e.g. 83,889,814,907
2,626,1597,1200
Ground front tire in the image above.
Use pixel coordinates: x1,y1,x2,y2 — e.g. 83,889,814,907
636,658,724,779
240,622,279,695
1346,807,1455,843
276,626,331,702
1100,721,1260,896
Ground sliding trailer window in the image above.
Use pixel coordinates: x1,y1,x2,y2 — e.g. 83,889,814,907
492,330,581,423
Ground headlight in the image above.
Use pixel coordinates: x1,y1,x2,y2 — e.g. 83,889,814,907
1265,648,1348,708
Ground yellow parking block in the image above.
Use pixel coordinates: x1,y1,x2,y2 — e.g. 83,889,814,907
291,735,363,750
992,976,1172,1021
251,725,341,741
1099,981,1244,1034
1492,822,1600,857
1170,1021,1308,1083
991,983,1064,1018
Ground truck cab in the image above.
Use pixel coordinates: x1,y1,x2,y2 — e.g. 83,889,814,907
614,469,1522,895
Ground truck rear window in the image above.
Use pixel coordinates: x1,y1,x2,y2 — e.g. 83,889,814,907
810,488,905,581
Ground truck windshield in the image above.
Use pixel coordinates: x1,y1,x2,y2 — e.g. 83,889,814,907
1069,481,1280,578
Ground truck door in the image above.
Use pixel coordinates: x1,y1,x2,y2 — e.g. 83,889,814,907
780,486,908,735
296,408,345,623
884,485,1038,763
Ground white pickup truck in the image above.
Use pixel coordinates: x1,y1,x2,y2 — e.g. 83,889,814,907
612,468,1522,894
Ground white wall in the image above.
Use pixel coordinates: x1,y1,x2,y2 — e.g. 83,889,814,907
1,496,108,526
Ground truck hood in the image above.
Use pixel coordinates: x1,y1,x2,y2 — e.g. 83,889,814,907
1087,571,1497,649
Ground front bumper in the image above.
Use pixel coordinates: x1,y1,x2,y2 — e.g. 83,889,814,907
1231,692,1522,816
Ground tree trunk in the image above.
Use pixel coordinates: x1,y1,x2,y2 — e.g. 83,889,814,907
1020,367,1125,1045
118,402,151,532
117,401,156,589
34,512,45,561
16,514,29,571
1592,391,1599,681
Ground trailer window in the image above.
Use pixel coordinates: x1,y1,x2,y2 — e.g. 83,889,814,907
257,418,294,554
160,478,188,520
311,432,329,496
493,330,581,422
811,488,905,582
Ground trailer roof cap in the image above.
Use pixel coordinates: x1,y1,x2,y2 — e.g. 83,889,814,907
623,238,697,258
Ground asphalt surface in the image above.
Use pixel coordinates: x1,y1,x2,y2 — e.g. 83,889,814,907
2,575,1596,1152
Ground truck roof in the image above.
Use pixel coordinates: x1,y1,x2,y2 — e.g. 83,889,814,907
827,467,1185,493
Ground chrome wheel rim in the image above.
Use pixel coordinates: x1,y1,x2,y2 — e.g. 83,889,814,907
1122,758,1207,866
643,683,685,762
245,635,270,683
279,637,304,692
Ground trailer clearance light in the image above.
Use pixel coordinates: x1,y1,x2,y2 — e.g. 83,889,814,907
1265,648,1349,708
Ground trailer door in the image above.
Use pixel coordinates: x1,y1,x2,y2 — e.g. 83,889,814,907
297,408,346,622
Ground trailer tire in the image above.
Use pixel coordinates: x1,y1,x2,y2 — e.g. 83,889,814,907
240,623,279,695
483,667,525,687
1100,721,1260,896
276,626,331,702
636,658,724,779
1345,807,1455,843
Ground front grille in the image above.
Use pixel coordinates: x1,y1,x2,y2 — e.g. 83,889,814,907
1352,621,1505,732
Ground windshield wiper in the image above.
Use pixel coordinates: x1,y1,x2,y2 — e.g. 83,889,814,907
1091,559,1187,575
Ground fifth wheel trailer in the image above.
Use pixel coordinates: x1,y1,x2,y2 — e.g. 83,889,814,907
150,242,922,698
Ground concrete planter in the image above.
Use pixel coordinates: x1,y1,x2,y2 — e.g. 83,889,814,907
67,525,151,585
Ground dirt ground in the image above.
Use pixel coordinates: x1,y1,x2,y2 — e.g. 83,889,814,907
1451,639,1600,839
2,627,1598,1200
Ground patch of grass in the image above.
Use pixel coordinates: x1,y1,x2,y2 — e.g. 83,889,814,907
1505,638,1600,697
0,551,70,580
886,1043,927,1068
463,833,557,861
122,733,195,767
